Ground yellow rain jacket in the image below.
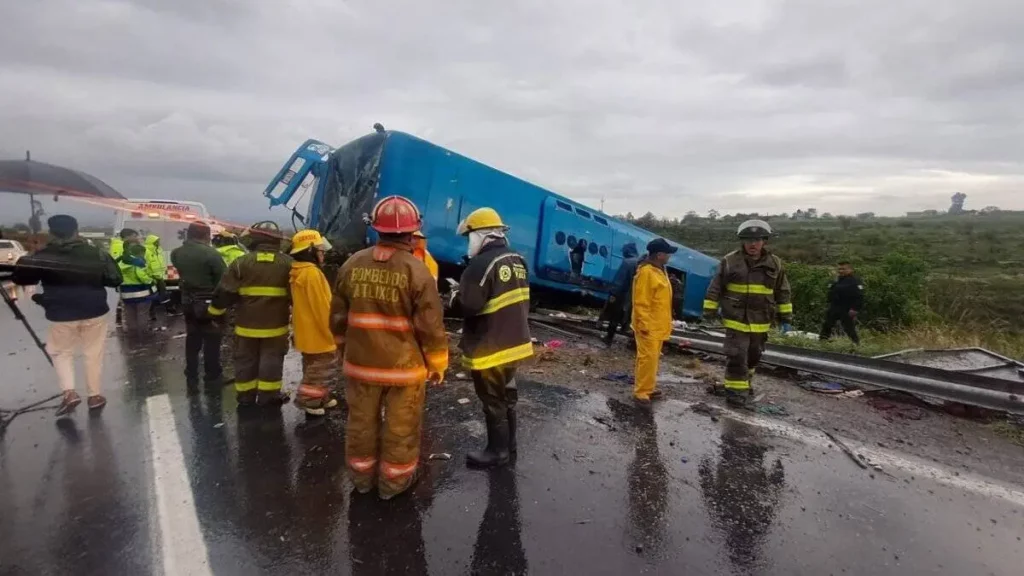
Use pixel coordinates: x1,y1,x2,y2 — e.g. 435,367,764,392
631,261,673,341
290,261,337,355
144,235,166,280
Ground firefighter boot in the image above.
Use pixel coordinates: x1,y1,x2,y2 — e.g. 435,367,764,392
507,408,518,454
725,389,753,410
466,414,510,469
236,390,257,408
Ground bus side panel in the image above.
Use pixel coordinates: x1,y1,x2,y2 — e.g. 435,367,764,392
536,197,615,290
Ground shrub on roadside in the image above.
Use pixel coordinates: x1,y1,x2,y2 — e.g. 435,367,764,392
786,251,929,332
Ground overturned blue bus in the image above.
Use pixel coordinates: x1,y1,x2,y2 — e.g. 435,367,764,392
263,129,718,318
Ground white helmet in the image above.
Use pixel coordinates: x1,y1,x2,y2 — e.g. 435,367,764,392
737,219,772,240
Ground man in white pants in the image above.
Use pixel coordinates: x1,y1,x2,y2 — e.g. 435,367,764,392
13,215,123,415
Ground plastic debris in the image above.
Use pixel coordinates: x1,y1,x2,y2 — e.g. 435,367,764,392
428,453,452,461
799,380,846,394
213,422,224,429
457,398,471,405
544,340,565,349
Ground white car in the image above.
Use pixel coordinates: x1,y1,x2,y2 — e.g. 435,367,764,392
0,239,27,265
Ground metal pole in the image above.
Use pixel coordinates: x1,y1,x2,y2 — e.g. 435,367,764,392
1,283,53,365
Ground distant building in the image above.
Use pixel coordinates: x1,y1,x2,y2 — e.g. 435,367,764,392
905,210,939,218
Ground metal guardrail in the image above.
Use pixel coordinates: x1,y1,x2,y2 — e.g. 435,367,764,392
528,313,1024,415
676,331,1024,416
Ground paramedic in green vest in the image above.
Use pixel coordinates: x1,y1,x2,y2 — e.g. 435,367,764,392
118,242,155,337
111,228,140,327
144,234,170,321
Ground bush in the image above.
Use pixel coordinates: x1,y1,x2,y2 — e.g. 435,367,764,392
786,251,929,332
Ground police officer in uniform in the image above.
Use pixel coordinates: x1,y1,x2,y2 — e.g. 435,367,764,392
819,261,863,344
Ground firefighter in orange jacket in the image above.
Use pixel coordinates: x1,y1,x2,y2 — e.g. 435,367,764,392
412,230,439,281
290,229,341,416
330,196,449,500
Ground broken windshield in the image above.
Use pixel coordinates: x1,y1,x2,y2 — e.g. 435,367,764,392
318,132,387,253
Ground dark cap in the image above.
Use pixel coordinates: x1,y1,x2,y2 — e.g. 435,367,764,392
47,214,79,239
187,221,212,240
647,238,678,255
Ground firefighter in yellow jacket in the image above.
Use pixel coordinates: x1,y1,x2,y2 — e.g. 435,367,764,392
703,220,793,408
290,229,341,416
208,221,293,408
456,208,533,468
631,238,677,407
330,196,448,499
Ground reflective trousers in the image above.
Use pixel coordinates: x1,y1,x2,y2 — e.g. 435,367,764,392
723,330,768,392
233,335,288,397
296,351,341,410
633,336,666,400
345,381,425,498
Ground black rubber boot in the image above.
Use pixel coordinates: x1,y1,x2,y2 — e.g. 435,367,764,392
507,408,518,454
466,414,510,469
725,389,753,410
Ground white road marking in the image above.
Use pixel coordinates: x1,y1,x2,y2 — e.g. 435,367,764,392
673,400,1024,508
146,394,212,576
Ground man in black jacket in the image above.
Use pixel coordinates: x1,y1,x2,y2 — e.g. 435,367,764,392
13,215,122,415
171,222,228,391
819,261,863,344
603,242,639,345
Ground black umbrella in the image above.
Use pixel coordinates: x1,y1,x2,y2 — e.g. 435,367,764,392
0,152,125,200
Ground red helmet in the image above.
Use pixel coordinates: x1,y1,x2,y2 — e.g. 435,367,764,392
370,195,422,234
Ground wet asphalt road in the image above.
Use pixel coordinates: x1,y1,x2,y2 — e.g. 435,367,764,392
2,288,1024,575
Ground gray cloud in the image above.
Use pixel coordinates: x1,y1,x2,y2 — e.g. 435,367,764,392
2,0,1023,227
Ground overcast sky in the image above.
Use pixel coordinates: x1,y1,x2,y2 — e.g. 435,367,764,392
2,0,1023,227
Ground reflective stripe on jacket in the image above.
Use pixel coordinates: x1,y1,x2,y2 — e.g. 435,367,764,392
144,235,166,280
457,240,533,370
209,249,293,338
290,261,336,355
631,260,673,341
119,260,154,303
703,249,792,333
217,245,246,266
330,241,448,386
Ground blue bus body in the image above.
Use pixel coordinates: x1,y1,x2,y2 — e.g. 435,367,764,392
264,130,718,318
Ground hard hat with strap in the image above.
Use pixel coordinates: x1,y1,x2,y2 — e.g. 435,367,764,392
290,229,332,254
370,195,422,234
737,219,773,240
456,207,507,236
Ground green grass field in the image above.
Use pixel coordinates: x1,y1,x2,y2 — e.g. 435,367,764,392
632,211,1024,359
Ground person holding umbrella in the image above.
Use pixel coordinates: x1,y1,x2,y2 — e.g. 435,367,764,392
12,215,123,415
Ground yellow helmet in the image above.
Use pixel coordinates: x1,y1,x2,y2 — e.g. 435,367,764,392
457,207,507,236
289,229,332,254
